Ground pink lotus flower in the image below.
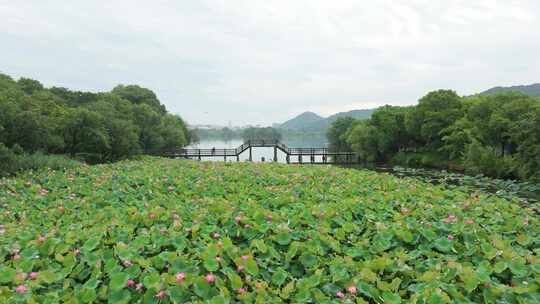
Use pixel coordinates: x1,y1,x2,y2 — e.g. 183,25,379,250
13,254,21,260
127,279,135,287
135,283,144,291
336,291,345,298
212,232,220,239
464,219,474,225
235,216,242,223
73,248,81,256
15,285,27,294
123,260,133,267
38,235,46,242
447,234,454,240
155,290,167,300
237,265,244,272
148,213,156,219
176,272,186,283
29,272,38,280
215,256,221,262
241,255,249,260
443,214,458,224
266,214,273,221
244,224,251,229
205,273,215,283
238,287,246,294
347,286,357,294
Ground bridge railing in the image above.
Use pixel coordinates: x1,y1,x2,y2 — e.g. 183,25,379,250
150,140,357,159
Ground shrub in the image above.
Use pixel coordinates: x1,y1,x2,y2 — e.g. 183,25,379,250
463,140,517,179
0,143,81,177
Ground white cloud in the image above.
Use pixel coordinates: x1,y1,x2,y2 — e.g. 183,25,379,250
1,0,539,125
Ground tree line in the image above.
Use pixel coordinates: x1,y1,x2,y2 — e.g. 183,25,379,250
194,127,282,142
327,90,540,181
0,73,192,167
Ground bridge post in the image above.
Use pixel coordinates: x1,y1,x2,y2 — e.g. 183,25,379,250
273,147,277,162
237,155,240,162
299,155,302,164
286,154,290,164
249,147,252,162
224,155,226,162
311,154,314,163
198,149,201,161
323,155,327,163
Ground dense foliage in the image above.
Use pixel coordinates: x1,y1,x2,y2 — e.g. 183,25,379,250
0,158,538,303
194,128,242,141
0,73,191,168
336,90,540,181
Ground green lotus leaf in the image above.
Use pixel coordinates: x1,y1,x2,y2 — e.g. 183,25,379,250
299,253,319,268
434,238,453,253
275,232,292,245
244,258,259,276
204,256,219,272
109,272,129,291
382,291,402,304
0,267,16,283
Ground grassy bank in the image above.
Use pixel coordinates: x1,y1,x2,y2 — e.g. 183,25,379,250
0,157,538,303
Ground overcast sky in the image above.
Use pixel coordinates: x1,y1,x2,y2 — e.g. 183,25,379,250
1,1,540,126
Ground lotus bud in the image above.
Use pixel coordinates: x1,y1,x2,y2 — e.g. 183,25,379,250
28,272,38,280
205,273,215,283
176,272,186,283
15,285,27,294
155,290,167,300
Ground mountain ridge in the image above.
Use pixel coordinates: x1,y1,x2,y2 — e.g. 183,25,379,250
480,83,540,96
277,108,374,132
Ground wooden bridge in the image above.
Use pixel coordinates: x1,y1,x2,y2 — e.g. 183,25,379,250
150,140,359,164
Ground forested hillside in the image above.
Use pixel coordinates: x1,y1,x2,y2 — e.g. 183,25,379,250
0,73,191,174
276,112,324,130
327,90,540,181
481,83,540,96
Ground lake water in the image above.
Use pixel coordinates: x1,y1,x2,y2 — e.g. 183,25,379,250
188,136,328,163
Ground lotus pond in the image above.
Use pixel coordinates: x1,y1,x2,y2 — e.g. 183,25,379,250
0,157,539,303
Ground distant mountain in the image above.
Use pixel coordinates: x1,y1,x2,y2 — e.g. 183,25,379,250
481,83,540,96
278,109,375,132
276,111,324,130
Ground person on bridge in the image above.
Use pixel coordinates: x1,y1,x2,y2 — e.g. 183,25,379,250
212,147,215,155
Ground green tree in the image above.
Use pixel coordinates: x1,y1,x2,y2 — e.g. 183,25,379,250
62,108,110,162
112,85,166,115
17,78,44,95
346,121,379,162
159,114,188,149
416,90,462,148
327,117,356,152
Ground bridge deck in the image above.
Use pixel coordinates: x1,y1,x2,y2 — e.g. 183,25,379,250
150,140,359,164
